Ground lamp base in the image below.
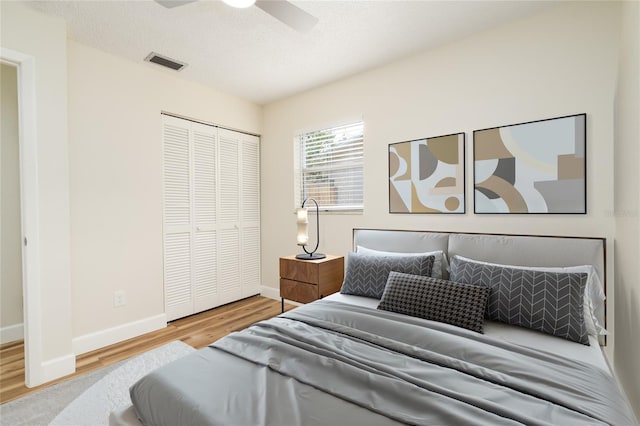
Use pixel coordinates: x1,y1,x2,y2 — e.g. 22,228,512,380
295,252,326,260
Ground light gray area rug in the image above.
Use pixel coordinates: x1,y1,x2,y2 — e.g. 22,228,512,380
1,363,120,426
0,341,195,426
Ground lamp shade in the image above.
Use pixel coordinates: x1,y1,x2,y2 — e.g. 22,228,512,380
296,207,308,224
296,207,308,245
296,227,308,246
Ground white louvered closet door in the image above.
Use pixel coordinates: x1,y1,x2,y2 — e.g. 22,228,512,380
217,129,242,305
163,115,260,320
216,129,262,304
192,123,219,313
240,134,261,297
163,116,194,321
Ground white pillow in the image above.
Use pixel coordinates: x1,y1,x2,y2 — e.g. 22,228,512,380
451,255,606,336
356,246,449,279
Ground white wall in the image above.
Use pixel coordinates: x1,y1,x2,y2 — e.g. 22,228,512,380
613,0,640,416
0,63,24,342
262,0,620,358
67,41,262,353
0,2,73,384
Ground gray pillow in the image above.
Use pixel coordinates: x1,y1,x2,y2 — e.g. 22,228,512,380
340,252,435,299
449,256,588,344
378,272,489,333
356,246,448,279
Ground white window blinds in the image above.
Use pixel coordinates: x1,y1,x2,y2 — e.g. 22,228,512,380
295,121,364,211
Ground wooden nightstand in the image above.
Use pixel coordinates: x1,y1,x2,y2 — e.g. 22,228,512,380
279,254,345,312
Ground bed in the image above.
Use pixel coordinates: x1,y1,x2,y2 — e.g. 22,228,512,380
112,229,637,426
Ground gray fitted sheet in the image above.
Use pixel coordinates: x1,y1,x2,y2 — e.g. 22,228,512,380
130,300,636,426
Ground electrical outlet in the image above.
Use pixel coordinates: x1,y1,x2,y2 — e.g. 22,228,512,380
114,290,126,307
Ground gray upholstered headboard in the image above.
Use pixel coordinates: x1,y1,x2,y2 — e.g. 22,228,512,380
353,228,605,284
352,228,606,341
353,229,450,254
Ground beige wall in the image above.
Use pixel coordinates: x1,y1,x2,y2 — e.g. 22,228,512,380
0,63,23,336
262,0,620,358
67,41,262,345
1,2,73,373
614,0,640,415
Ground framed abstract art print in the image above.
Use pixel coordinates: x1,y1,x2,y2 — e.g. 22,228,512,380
389,133,465,214
474,114,586,214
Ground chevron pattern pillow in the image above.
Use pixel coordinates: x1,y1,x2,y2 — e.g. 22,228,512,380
356,246,448,279
377,272,490,333
340,252,435,299
449,256,589,344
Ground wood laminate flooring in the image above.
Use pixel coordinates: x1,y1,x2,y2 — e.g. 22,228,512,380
0,295,289,404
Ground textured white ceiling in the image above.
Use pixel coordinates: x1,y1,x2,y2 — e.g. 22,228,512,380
27,0,556,105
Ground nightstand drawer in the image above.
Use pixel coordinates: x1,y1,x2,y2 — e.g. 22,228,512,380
280,258,318,284
279,254,345,312
280,279,318,304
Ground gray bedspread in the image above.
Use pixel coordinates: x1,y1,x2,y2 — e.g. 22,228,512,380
130,300,637,426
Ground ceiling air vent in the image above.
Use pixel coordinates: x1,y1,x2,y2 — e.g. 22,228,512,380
144,52,187,71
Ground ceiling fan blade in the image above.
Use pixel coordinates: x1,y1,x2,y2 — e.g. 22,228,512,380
255,0,318,33
155,0,197,8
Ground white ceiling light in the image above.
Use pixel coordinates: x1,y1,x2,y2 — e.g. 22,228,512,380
155,0,318,33
222,0,256,9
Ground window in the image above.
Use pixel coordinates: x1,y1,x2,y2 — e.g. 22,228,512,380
294,121,364,211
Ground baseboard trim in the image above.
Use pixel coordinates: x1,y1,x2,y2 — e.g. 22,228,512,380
37,353,76,386
72,313,167,355
259,285,279,300
0,322,24,344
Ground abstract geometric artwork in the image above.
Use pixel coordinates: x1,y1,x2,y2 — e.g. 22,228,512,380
474,114,586,214
389,133,465,213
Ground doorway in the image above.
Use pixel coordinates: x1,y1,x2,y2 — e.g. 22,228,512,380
0,47,41,388
0,63,24,347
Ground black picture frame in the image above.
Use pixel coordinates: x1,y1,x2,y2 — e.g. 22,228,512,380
473,113,587,214
389,132,466,214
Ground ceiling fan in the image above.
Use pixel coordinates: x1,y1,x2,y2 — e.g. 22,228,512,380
155,0,319,33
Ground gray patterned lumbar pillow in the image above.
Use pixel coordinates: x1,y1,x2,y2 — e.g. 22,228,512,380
378,272,490,333
356,246,448,279
340,252,435,299
449,256,588,344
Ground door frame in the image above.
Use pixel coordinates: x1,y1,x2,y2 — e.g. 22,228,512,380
1,47,42,387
